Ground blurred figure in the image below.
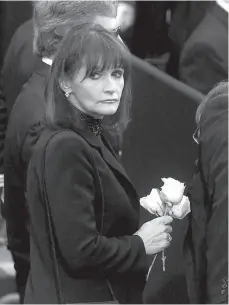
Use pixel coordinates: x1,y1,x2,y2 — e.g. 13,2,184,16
179,1,228,94
166,1,213,79
1,19,34,117
3,1,121,302
25,23,173,304
131,1,174,59
116,1,136,48
185,81,228,303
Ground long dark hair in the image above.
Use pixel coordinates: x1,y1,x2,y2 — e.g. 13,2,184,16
45,23,131,132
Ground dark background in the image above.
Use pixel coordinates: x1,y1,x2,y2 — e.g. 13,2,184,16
0,1,205,303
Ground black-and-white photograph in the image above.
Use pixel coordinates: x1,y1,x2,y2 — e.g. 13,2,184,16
0,0,228,304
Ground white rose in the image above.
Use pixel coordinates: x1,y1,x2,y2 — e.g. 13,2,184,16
160,178,185,204
169,195,191,219
140,188,164,216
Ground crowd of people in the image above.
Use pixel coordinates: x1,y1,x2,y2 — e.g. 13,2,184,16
0,1,228,304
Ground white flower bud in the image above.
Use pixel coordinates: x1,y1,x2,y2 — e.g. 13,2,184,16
160,178,185,204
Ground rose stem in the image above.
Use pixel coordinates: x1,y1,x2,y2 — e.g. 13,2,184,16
146,254,157,281
162,203,169,271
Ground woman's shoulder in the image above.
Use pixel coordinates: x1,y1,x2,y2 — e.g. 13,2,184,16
28,127,94,182
34,127,90,160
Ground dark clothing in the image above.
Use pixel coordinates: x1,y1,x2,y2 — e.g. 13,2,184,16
166,1,213,79
1,19,36,115
179,4,228,94
0,77,7,173
4,60,50,301
168,1,212,52
25,126,147,304
131,1,174,58
0,19,38,173
184,95,228,303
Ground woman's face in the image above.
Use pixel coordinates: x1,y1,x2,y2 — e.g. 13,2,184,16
67,66,125,118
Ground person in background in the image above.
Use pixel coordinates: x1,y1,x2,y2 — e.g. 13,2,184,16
116,1,136,49
184,81,228,303
3,1,123,302
179,0,228,94
166,1,212,79
25,22,173,304
131,1,175,60
0,19,34,174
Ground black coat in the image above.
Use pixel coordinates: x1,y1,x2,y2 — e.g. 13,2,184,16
184,95,228,303
25,126,148,304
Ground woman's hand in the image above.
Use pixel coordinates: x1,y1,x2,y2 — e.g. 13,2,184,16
134,216,173,255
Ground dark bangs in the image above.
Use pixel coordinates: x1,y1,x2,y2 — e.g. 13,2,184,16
66,29,130,80
81,32,130,79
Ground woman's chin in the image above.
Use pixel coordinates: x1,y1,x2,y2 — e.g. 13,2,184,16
97,104,119,116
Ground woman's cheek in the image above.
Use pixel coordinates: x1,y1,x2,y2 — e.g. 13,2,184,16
119,77,125,93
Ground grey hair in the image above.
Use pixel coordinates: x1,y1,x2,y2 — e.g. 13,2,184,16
196,80,228,124
32,0,118,58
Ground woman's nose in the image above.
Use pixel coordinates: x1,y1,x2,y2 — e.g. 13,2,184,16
103,77,116,94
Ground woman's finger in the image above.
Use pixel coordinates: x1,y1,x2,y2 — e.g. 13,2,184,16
164,225,173,233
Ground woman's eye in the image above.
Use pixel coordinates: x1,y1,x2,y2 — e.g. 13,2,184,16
112,69,124,78
89,72,102,80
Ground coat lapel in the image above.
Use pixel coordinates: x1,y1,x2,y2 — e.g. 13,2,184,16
74,128,138,198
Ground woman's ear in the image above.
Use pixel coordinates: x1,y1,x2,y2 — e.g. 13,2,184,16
59,78,72,96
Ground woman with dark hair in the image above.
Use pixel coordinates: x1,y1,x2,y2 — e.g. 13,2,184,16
3,2,122,302
25,23,173,304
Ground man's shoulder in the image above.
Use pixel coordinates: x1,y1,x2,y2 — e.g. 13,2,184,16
12,72,46,115
10,19,33,45
3,19,33,66
6,71,46,143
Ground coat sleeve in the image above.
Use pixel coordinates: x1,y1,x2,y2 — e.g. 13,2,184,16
200,97,228,303
44,133,147,276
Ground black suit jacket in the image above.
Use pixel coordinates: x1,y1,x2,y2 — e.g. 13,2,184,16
184,95,228,303
3,60,49,295
0,19,39,172
1,19,36,115
25,126,147,304
179,4,228,94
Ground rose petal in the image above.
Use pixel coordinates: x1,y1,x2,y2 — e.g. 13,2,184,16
171,195,191,219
